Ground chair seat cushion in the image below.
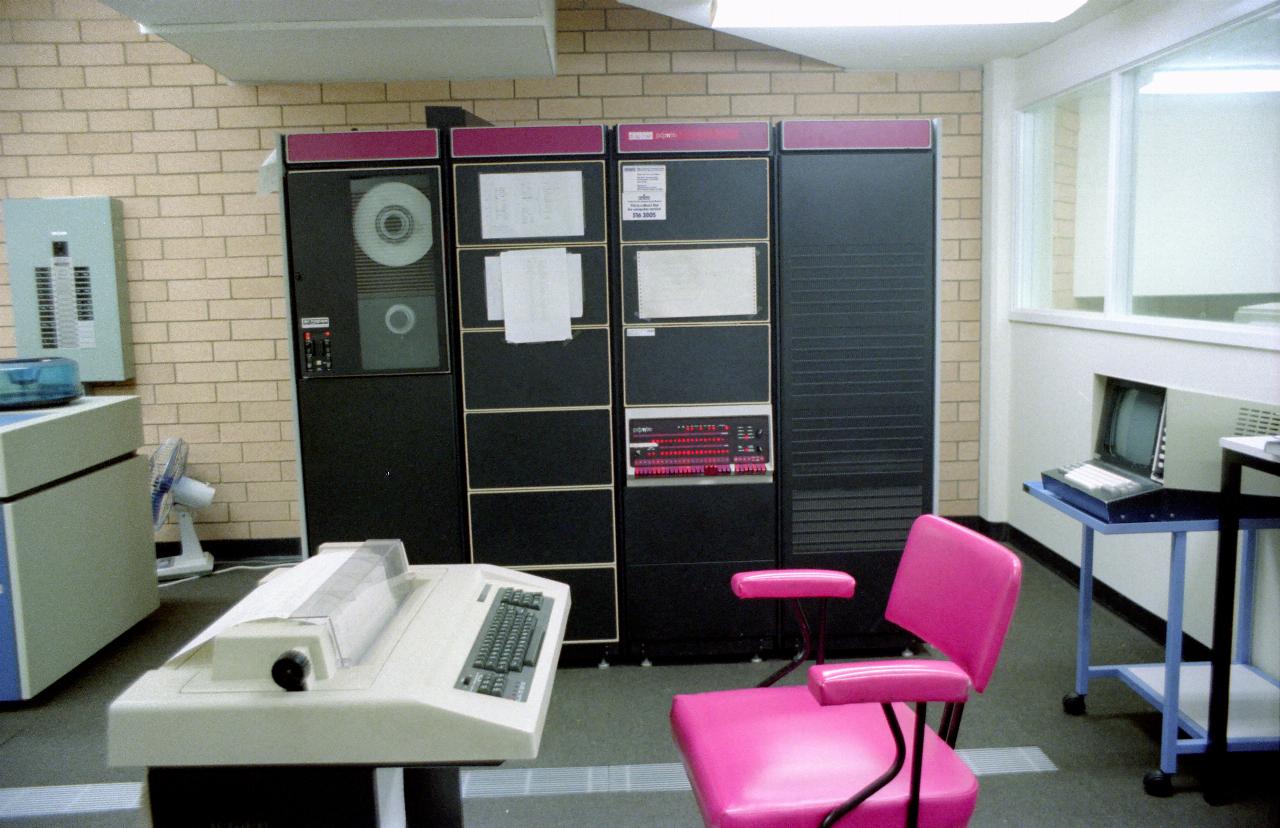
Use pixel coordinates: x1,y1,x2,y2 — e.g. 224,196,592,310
671,685,978,828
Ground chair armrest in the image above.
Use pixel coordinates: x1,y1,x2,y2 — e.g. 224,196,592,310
731,569,856,600
807,660,972,706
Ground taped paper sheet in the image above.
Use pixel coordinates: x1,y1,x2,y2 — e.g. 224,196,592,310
499,248,573,343
636,246,758,319
622,164,666,221
479,170,585,240
486,252,584,321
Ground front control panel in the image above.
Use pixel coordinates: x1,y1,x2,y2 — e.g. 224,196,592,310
301,326,333,373
626,405,772,483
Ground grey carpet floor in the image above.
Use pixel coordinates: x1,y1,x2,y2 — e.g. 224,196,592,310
0,549,1276,826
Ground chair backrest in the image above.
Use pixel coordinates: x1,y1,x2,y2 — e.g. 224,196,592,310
884,515,1021,693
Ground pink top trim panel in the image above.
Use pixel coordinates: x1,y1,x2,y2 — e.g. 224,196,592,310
451,125,606,158
285,130,439,163
781,119,933,151
617,122,771,154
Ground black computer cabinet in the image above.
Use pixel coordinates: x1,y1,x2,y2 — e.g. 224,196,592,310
613,122,778,658
450,125,619,655
281,130,464,564
776,120,939,650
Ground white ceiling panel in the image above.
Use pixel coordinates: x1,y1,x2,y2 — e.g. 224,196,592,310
101,0,557,83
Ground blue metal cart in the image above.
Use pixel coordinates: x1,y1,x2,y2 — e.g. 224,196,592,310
1023,481,1280,796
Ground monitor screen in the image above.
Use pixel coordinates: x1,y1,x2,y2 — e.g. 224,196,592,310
1097,379,1166,475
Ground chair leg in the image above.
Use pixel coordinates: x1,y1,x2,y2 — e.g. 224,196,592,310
816,599,829,665
757,599,812,687
943,702,965,748
907,702,927,828
820,703,907,828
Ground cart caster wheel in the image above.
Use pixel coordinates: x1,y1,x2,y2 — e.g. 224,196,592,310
1143,770,1173,797
1062,692,1086,715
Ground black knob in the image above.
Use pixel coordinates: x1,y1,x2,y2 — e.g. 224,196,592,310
271,649,312,692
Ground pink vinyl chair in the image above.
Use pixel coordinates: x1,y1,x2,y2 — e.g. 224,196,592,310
671,515,1023,828
731,568,857,687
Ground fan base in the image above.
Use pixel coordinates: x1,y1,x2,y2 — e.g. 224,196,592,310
157,550,214,580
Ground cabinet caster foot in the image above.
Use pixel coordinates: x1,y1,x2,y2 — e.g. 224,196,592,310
1062,692,1087,716
1143,770,1174,797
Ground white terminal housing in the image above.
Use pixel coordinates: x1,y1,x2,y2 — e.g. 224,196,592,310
108,541,570,767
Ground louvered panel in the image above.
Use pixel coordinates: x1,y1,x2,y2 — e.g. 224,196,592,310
789,486,921,555
777,144,936,645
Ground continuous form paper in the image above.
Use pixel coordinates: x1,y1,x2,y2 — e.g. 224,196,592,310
485,252,584,321
479,170,585,240
499,247,573,343
635,246,758,319
170,549,358,660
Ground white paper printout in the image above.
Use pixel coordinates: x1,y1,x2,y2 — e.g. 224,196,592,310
623,165,665,192
485,252,584,321
500,247,573,343
636,247,758,319
479,170,585,239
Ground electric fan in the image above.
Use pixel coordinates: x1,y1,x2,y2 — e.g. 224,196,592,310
151,437,215,580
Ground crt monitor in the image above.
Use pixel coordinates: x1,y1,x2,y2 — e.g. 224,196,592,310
1095,377,1166,479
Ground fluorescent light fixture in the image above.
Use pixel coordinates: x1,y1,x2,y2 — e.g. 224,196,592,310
1139,68,1280,95
709,0,1088,28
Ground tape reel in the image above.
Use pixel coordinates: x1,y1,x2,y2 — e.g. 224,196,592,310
353,182,434,268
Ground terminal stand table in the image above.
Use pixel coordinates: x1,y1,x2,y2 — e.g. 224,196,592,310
1023,481,1280,796
1206,436,1280,804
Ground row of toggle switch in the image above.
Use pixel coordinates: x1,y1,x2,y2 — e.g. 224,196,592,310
634,463,768,477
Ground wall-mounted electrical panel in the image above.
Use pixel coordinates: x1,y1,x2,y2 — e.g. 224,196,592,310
2,197,134,382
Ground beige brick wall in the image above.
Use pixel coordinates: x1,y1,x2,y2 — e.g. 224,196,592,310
0,0,983,542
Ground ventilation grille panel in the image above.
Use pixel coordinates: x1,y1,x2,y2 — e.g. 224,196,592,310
1235,407,1280,437
790,486,922,555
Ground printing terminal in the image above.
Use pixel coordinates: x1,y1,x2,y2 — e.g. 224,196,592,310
108,539,570,826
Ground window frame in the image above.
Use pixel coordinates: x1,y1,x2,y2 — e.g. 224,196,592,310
1010,15,1280,352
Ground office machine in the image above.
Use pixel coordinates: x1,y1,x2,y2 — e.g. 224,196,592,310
1042,376,1280,522
451,124,619,652
775,120,940,650
281,130,464,563
2,196,134,382
109,540,569,827
614,121,778,658
0,395,156,700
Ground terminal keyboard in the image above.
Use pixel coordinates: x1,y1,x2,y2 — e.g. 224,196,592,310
1059,462,1143,496
455,587,553,702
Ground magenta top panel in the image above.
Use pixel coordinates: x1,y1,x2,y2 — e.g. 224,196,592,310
616,121,771,154
450,125,606,158
285,130,439,163
781,120,933,151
